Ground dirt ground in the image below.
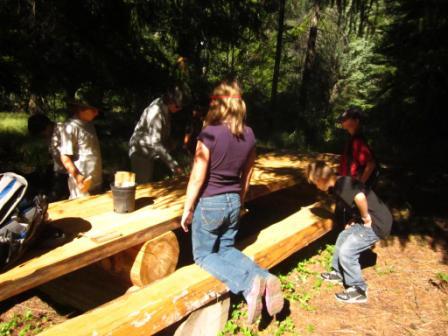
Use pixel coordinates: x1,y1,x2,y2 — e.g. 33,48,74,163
282,230,448,335
1,169,448,335
202,213,445,336
2,223,447,336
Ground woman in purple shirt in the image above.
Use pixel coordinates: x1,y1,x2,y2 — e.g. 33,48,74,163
181,80,284,324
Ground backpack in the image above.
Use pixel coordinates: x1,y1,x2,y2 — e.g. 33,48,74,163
0,172,48,271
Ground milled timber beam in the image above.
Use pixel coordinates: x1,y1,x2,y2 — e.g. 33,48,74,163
0,153,337,302
40,202,333,336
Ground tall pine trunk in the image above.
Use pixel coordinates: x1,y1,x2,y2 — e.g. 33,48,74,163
297,1,320,147
270,0,286,116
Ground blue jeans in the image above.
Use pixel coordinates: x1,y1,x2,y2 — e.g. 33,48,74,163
192,193,270,298
332,223,380,291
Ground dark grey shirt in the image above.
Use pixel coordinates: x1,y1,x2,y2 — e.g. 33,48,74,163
334,176,392,238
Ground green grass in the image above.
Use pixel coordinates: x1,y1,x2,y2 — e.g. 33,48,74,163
436,272,448,283
374,265,396,276
0,112,49,172
0,310,46,336
219,245,337,335
274,317,296,336
0,112,28,134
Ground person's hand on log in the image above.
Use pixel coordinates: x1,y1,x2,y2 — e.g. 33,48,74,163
181,208,193,232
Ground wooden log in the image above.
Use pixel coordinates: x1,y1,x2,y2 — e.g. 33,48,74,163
98,231,180,287
38,264,129,312
0,152,338,303
38,229,179,312
39,232,178,312
47,152,338,221
174,296,230,336
114,171,136,187
40,201,334,336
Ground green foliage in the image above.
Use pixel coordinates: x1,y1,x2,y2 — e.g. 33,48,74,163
331,37,393,113
274,317,296,336
219,320,239,335
0,112,28,134
0,310,45,336
2,0,446,171
0,112,49,172
372,0,448,165
374,265,396,275
318,244,335,271
436,272,448,283
306,323,315,334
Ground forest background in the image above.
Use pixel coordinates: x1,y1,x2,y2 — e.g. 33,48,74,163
1,0,447,180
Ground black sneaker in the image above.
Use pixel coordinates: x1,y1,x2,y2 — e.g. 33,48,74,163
321,271,343,285
335,286,367,303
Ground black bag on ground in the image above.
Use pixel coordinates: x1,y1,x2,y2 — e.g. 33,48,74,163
0,172,48,271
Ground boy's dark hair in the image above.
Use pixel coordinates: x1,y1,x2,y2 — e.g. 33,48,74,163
338,106,363,123
28,114,52,137
163,86,184,108
67,101,95,115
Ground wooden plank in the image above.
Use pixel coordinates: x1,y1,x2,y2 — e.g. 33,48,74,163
0,152,337,302
40,201,334,336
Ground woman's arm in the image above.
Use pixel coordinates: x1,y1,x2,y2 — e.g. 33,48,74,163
240,147,256,207
180,140,210,232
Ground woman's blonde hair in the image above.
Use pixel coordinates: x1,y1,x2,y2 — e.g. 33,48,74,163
306,161,335,184
204,79,247,136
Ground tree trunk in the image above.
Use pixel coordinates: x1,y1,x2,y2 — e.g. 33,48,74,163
270,0,286,116
297,1,320,146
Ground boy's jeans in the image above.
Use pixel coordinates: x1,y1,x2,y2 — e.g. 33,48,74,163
332,223,380,291
192,193,269,298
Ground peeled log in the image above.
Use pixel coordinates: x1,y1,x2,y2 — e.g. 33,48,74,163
40,201,334,336
98,231,179,287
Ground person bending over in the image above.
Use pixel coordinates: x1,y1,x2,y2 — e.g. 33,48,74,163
307,161,392,303
128,87,184,184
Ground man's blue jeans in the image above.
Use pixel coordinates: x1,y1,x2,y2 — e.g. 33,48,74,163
192,193,269,298
332,223,380,291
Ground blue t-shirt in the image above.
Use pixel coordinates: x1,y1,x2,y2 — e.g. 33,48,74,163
197,124,256,198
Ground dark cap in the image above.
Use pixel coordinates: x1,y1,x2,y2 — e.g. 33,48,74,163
338,107,362,122
67,99,95,110
69,83,100,109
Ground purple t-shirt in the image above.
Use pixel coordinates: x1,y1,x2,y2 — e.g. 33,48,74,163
198,124,256,198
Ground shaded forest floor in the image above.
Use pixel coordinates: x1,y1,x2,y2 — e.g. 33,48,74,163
1,167,448,335
218,220,448,336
